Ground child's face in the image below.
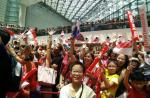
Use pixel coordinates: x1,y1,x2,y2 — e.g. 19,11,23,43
107,62,117,75
129,61,139,68
131,81,147,91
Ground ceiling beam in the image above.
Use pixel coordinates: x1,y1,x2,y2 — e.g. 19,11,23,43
77,0,97,20
67,0,81,19
79,0,103,20
39,2,72,24
64,0,73,17
56,0,60,11
78,1,95,20
70,0,88,20
59,0,67,14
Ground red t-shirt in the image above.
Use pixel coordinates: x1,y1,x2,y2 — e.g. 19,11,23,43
128,88,147,98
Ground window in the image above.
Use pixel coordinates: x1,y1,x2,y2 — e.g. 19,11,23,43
131,1,137,10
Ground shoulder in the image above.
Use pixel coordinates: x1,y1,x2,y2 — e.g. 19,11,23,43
60,83,71,92
108,74,119,80
60,84,71,98
112,74,119,78
83,84,93,90
109,74,119,84
82,84,96,97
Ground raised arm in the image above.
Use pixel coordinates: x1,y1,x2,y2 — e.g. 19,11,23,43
46,34,52,67
6,43,24,64
59,37,66,56
70,37,75,55
123,66,132,91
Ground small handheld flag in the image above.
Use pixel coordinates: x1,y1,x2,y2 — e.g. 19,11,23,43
72,21,84,41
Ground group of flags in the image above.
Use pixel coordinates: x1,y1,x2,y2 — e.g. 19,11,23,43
4,27,38,45
3,4,149,58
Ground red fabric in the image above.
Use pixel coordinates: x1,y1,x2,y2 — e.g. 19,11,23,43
128,89,147,98
127,11,139,42
21,68,37,82
61,53,69,76
99,45,109,55
22,62,38,91
116,41,132,48
6,92,19,98
4,28,15,36
95,82,101,98
87,57,100,72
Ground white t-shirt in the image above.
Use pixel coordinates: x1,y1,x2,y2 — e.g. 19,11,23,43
59,83,95,98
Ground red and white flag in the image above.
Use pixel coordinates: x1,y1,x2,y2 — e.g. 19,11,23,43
26,28,38,45
113,41,133,56
83,57,99,85
127,11,139,42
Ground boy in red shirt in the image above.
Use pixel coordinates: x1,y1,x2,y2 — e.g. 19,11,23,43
124,65,148,98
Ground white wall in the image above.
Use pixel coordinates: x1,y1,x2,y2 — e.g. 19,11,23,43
37,27,150,45
25,3,72,29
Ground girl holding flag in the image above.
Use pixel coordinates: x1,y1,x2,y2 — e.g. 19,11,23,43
100,60,119,98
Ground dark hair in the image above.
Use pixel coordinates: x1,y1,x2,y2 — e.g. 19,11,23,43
52,57,60,65
107,49,113,57
34,51,40,59
85,52,94,60
108,60,118,66
0,29,10,45
117,54,129,75
129,70,146,81
130,59,141,67
123,55,129,69
24,55,33,61
70,61,85,73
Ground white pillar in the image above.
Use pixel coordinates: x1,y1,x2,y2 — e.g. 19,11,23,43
19,4,27,27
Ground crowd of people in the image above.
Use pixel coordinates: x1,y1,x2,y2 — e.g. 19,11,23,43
0,26,150,98
1,14,149,36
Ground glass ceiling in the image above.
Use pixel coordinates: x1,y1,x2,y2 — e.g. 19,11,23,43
42,0,136,22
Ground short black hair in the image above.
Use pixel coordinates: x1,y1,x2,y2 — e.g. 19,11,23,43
129,69,146,81
108,60,118,66
70,61,85,73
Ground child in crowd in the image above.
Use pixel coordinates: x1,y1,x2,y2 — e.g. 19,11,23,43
124,66,148,98
101,60,119,98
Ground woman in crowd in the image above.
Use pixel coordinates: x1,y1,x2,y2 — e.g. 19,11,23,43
0,29,12,98
59,61,96,98
115,54,129,98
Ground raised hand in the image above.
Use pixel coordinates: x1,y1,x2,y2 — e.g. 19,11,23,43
48,30,55,36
